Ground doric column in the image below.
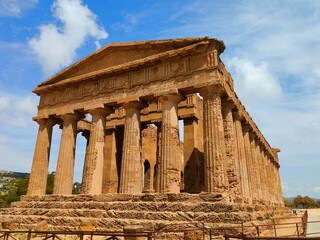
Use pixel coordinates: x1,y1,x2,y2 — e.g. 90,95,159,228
81,108,111,194
254,140,263,201
80,129,90,187
262,150,271,202
271,162,278,203
54,113,82,195
183,118,201,193
27,118,55,196
154,123,162,193
272,148,283,205
141,125,157,193
249,132,261,201
222,99,241,198
119,101,144,194
102,127,119,193
242,123,254,201
268,157,276,203
158,94,182,193
233,111,250,201
259,145,267,201
259,147,266,201
200,86,228,193
276,166,284,205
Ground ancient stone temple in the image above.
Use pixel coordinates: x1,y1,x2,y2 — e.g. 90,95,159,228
0,37,288,233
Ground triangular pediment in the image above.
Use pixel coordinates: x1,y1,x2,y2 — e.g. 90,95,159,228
34,37,225,93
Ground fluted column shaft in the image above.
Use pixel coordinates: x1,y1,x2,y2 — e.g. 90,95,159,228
54,113,81,195
233,112,250,200
271,162,278,203
119,102,144,194
154,124,162,193
102,127,119,193
254,142,263,200
81,108,111,194
27,118,55,196
269,158,276,203
158,94,182,193
262,151,271,202
200,87,228,193
259,146,267,201
250,133,260,201
222,100,240,197
276,168,284,206
272,148,283,205
242,124,254,200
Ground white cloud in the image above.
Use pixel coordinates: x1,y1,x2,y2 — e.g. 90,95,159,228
0,0,38,17
0,92,37,128
94,40,101,50
313,187,320,195
154,0,320,198
0,92,38,172
226,57,282,103
29,0,108,76
0,134,9,144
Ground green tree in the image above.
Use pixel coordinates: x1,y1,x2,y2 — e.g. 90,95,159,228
294,195,303,208
0,172,56,208
0,176,29,208
293,195,317,208
283,198,294,208
72,182,81,194
46,172,55,194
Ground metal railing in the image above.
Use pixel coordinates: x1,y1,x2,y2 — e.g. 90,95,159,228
0,230,152,240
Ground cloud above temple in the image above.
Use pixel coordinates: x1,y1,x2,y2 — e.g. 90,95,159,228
29,0,108,76
226,57,282,103
0,0,38,17
0,92,38,171
0,92,37,128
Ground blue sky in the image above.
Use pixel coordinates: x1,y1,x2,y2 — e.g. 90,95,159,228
0,0,320,198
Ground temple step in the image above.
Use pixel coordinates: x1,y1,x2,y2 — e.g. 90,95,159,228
0,194,292,232
11,201,240,213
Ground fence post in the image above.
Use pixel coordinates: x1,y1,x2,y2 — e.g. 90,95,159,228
27,230,31,240
123,225,144,240
273,220,277,237
241,221,244,235
295,222,300,236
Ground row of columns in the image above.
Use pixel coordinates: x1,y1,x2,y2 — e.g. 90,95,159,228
28,86,283,205
207,87,283,204
28,93,183,196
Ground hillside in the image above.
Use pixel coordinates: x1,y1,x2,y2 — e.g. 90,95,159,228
0,171,29,194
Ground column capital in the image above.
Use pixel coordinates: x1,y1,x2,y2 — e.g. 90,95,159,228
221,98,236,110
232,110,244,121
199,84,224,97
158,93,183,104
249,131,256,141
122,101,145,110
272,148,281,154
59,112,84,123
89,107,113,116
33,117,56,126
242,122,251,132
